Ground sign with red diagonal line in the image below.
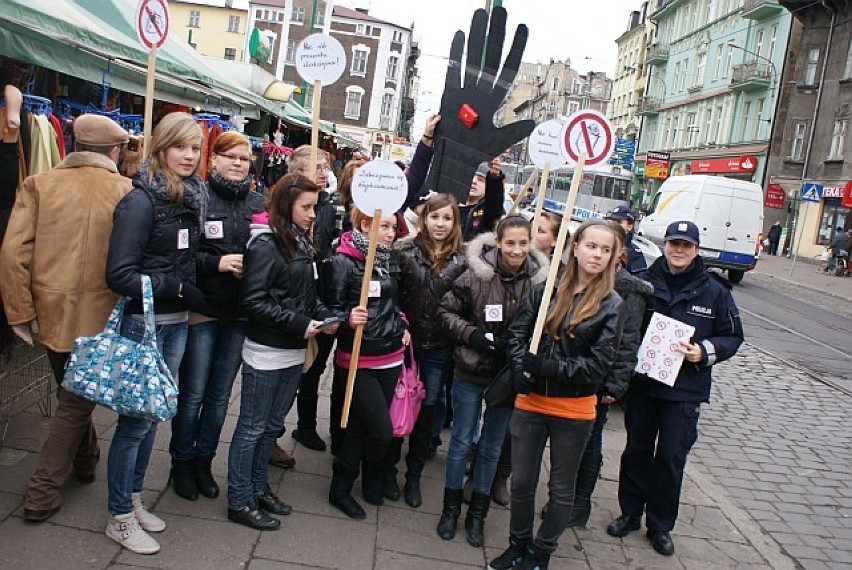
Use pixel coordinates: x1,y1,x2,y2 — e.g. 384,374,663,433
560,110,615,167
136,0,170,51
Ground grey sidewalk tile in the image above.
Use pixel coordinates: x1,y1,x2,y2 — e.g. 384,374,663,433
780,545,832,561
667,535,736,564
248,559,330,570
0,491,21,521
255,512,375,568
710,539,772,564
0,447,37,496
622,544,686,568
115,513,258,569
156,486,228,523
0,517,119,569
375,506,483,566
274,470,377,524
376,548,482,569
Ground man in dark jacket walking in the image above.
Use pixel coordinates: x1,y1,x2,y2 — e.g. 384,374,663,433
605,205,647,276
607,221,743,556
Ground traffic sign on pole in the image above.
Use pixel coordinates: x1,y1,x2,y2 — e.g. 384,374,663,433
560,110,614,167
136,0,170,51
801,182,823,203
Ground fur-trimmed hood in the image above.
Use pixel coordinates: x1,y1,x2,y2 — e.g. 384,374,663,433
464,232,550,286
615,266,653,298
54,151,119,173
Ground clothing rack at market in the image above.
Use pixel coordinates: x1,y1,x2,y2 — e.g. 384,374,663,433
54,98,143,134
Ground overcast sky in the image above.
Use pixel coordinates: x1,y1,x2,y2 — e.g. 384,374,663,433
337,0,645,136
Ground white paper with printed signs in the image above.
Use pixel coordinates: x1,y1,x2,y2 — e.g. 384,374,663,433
634,312,696,386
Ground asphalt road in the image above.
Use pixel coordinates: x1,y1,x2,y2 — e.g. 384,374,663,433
730,276,852,394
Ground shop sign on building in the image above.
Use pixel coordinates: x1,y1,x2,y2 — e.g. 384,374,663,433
644,150,670,180
844,182,852,209
822,186,845,198
765,183,785,209
690,155,757,174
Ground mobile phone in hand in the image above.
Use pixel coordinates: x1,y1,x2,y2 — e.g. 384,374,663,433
313,316,343,329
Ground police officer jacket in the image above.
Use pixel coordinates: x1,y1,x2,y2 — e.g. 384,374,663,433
396,235,466,350
196,175,264,319
507,284,625,398
633,256,744,403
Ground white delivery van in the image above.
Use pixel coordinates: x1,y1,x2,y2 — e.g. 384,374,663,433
637,175,763,284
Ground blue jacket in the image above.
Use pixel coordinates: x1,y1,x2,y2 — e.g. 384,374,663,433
632,256,743,403
626,233,648,277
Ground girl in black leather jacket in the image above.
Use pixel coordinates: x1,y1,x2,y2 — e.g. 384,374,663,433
324,208,410,520
226,174,337,531
493,219,625,569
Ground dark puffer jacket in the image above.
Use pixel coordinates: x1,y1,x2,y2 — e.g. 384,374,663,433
604,268,653,400
196,176,264,319
396,235,466,350
240,228,332,349
107,164,204,315
507,284,625,398
439,232,549,385
325,231,407,357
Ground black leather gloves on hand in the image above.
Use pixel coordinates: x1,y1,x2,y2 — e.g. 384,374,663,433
423,6,535,203
180,281,206,312
522,351,560,380
513,369,533,395
469,329,497,354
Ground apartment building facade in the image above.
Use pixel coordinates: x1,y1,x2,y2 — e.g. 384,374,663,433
170,0,250,62
611,4,654,142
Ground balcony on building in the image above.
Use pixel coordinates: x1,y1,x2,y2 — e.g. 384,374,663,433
637,96,661,115
646,44,669,64
731,61,772,91
742,0,784,20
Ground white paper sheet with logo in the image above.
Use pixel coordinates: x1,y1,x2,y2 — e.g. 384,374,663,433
634,312,696,386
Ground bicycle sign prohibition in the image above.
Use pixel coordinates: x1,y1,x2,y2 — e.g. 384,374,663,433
136,0,170,51
560,110,615,167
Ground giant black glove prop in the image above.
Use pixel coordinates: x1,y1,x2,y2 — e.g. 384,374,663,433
423,7,536,203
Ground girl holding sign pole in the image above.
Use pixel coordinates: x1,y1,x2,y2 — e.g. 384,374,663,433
437,215,549,547
491,219,625,570
324,208,410,520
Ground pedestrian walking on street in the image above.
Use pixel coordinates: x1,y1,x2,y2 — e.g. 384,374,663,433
168,132,265,502
605,206,647,276
489,219,625,570
766,221,782,256
437,215,549,547
0,115,131,523
105,112,208,554
608,220,743,556
227,174,337,531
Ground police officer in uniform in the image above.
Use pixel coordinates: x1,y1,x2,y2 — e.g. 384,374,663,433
607,221,743,556
605,205,647,276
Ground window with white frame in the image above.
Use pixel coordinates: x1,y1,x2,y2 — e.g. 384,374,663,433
672,62,680,93
753,98,765,140
695,53,706,86
828,120,847,160
725,45,733,77
552,77,560,93
844,40,852,78
663,116,671,148
713,104,724,143
315,9,325,27
224,47,236,60
679,60,689,91
740,101,752,141
789,121,807,159
351,47,368,75
285,39,297,64
292,6,305,23
567,101,579,115
386,55,399,81
304,84,314,107
228,15,240,33
804,49,820,85
672,114,680,146
392,30,403,43
344,87,364,119
189,10,200,27
686,112,698,147
714,44,724,80
356,23,373,36
706,0,716,23
704,107,714,144
768,26,778,60
754,29,764,58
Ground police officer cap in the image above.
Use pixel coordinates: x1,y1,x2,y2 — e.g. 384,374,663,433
474,161,489,178
605,205,635,222
74,114,130,147
664,221,700,246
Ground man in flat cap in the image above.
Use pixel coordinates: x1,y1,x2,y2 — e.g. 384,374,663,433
0,114,132,521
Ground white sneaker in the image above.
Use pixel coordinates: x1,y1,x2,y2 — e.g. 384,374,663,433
131,492,166,532
105,512,161,555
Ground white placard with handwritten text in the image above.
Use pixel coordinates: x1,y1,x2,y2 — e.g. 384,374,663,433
635,312,695,386
351,160,408,214
295,34,346,85
528,119,569,168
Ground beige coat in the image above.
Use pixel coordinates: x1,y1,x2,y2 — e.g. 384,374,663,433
0,152,132,352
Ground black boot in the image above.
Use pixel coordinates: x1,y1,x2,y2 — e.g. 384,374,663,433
567,453,602,527
194,456,219,499
404,474,422,508
329,460,366,520
492,434,512,506
516,544,550,569
383,470,401,501
170,459,198,501
361,462,384,506
437,487,464,540
465,491,491,547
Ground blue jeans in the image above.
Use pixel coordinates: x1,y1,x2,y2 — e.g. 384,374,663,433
107,318,187,516
445,377,512,494
227,363,301,509
416,346,453,406
171,319,246,461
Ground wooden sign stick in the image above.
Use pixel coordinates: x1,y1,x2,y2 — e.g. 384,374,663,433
507,167,540,214
142,46,156,157
341,209,382,428
308,79,322,183
528,162,550,243
528,153,587,355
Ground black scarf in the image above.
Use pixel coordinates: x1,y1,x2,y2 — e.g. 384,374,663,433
137,160,207,231
207,169,251,201
351,229,391,275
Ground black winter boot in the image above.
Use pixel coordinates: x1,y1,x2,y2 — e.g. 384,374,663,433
194,456,219,498
465,491,491,547
516,544,550,569
567,453,602,527
170,459,198,501
329,460,366,520
404,474,422,507
361,462,385,506
437,487,464,540
488,537,530,570
383,470,401,501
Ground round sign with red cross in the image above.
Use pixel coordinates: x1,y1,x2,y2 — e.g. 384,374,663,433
136,0,170,51
560,110,615,167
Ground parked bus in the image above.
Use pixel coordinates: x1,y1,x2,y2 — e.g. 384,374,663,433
519,163,632,220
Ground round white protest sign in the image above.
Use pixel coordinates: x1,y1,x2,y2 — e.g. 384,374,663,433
560,110,615,167
135,0,170,51
295,34,346,86
351,160,408,215
528,119,569,168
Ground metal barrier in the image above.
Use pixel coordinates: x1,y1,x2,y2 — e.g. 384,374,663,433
0,339,54,445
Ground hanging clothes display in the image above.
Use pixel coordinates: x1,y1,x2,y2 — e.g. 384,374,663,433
28,113,60,175
47,113,65,159
197,119,210,180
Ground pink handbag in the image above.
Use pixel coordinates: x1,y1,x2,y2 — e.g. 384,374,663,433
389,344,425,437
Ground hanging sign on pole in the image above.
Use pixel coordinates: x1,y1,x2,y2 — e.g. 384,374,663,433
340,161,408,428
136,0,170,157
295,33,346,182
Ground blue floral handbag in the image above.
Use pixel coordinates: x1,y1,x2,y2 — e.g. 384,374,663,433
61,275,178,422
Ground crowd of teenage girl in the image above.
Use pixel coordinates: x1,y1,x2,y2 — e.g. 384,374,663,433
66,111,668,569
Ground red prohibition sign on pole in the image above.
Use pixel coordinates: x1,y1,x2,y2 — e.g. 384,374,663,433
136,0,170,51
561,109,615,167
